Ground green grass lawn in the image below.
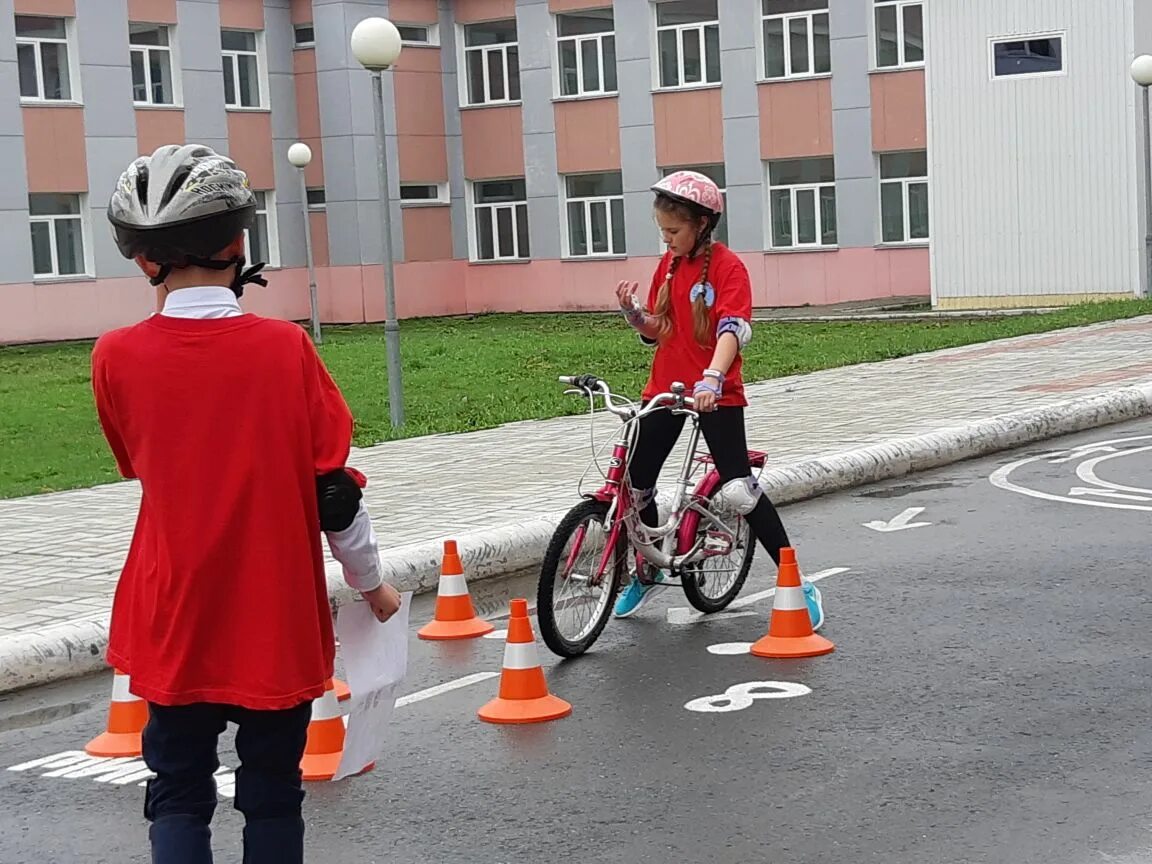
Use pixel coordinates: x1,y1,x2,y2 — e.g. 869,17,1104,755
3,299,1152,500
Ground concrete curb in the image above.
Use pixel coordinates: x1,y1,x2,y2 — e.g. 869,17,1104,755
4,381,1152,695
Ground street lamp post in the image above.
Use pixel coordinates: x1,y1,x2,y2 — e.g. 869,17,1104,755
287,142,322,344
1131,55,1152,297
351,17,405,428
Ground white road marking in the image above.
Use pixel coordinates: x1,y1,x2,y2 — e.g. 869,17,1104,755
1067,487,1152,502
1075,446,1152,496
862,507,932,533
394,672,499,708
1047,442,1126,464
706,642,753,655
666,567,849,625
483,629,509,640
684,681,811,713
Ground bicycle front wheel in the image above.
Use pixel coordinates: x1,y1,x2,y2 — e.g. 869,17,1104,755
537,499,626,658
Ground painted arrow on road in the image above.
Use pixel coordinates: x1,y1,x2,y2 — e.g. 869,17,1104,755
863,507,932,533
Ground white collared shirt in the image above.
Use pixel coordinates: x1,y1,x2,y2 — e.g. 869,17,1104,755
156,285,383,593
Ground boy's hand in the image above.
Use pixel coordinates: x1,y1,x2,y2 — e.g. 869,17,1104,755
361,582,402,623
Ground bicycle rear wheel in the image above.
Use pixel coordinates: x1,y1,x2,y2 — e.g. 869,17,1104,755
679,487,756,614
537,499,626,658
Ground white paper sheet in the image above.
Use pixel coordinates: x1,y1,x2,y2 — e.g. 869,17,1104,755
333,592,412,781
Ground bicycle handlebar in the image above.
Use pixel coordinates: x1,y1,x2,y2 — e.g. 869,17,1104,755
558,375,696,419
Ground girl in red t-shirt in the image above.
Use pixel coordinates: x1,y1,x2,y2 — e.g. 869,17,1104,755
612,170,824,627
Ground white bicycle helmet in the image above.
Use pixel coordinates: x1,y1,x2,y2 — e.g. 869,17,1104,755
108,144,267,294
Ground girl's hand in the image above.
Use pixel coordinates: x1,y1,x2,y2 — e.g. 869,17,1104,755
616,280,640,311
693,376,721,412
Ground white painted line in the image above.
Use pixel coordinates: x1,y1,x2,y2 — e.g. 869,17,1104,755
483,629,509,640
706,642,752,655
862,507,932,532
394,672,499,708
7,751,88,773
666,566,849,626
1075,446,1152,496
685,681,811,713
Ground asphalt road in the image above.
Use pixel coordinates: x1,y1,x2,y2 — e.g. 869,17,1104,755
4,418,1152,864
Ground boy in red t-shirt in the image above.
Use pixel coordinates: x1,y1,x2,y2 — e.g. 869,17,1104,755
93,144,401,864
611,171,825,626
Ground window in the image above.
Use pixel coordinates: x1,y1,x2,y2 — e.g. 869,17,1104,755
879,151,928,243
660,165,727,246
16,16,73,101
557,9,617,97
306,188,326,211
221,30,262,108
29,194,85,278
463,20,520,106
761,1,829,80
398,24,439,46
874,1,923,69
655,0,720,89
563,173,625,258
991,35,1063,78
130,24,175,105
767,158,836,249
293,24,315,48
244,191,279,267
400,183,449,205
470,179,529,261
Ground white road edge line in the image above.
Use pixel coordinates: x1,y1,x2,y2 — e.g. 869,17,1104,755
666,566,850,625
394,672,499,708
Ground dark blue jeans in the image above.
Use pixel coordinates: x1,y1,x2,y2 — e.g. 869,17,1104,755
141,700,313,864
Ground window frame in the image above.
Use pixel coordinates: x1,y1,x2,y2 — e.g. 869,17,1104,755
877,152,929,245
766,160,837,250
29,193,90,280
16,16,80,104
988,32,1066,81
397,24,440,46
653,3,722,91
759,2,830,81
306,188,327,211
554,10,617,99
466,179,530,262
458,21,521,107
293,24,315,49
244,191,280,268
129,23,180,107
872,0,924,71
221,29,268,110
400,182,451,207
561,172,626,259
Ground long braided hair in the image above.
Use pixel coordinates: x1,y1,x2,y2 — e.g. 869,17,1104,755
650,195,715,346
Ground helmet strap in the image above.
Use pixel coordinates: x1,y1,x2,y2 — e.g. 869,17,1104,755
150,255,269,298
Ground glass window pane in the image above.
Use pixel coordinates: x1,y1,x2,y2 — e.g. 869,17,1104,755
704,24,720,82
466,49,485,103
129,24,167,47
221,31,256,52
396,26,427,43
295,25,316,45
611,197,625,254
567,173,622,198
41,42,71,100
763,18,785,78
796,188,816,244
30,194,79,216
658,29,680,87
770,189,792,247
788,16,810,75
875,5,899,67
476,180,524,203
603,35,617,91
477,207,494,259
908,181,929,239
589,200,608,254
248,214,269,263
558,10,613,37
994,38,1062,76
238,53,259,106
819,185,837,244
55,218,83,275
713,198,728,245
30,222,53,275
465,20,517,47
400,185,436,200
769,157,834,186
681,28,702,84
487,48,506,101
516,203,530,257
581,38,600,92
568,201,588,256
880,182,904,242
763,0,827,12
16,16,66,39
223,56,237,105
306,188,327,207
507,46,521,100
150,50,173,104
903,4,924,64
657,1,718,27
813,13,830,73
496,206,514,257
131,50,147,102
559,40,579,95
880,151,927,179
17,43,38,98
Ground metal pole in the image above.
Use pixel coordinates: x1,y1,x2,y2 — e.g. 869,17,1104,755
299,167,322,344
371,69,404,428
1143,85,1152,297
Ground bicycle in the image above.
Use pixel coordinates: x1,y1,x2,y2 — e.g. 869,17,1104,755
536,374,766,658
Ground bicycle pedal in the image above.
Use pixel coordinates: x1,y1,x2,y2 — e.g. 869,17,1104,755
703,531,733,556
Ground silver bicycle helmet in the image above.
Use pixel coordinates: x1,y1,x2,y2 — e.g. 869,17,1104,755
108,144,267,295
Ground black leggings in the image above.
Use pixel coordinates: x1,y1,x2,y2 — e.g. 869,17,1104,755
627,406,791,566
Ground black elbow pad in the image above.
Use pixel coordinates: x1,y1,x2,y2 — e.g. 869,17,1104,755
316,469,363,532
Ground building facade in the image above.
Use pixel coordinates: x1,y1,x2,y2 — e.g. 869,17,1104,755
1,0,1149,344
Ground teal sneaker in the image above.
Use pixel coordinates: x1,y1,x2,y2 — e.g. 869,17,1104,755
802,578,825,631
614,569,672,618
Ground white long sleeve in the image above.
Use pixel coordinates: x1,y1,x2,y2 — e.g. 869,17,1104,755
324,501,383,592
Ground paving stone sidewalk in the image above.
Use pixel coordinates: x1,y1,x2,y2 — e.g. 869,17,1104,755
4,316,1152,642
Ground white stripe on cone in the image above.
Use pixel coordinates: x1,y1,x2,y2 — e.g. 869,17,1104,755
772,586,807,612
311,690,342,722
110,673,138,703
438,574,469,597
501,640,541,671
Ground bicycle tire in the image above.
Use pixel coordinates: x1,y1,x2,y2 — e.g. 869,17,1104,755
679,487,756,614
537,499,626,658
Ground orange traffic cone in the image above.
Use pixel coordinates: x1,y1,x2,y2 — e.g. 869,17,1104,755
333,677,351,702
301,679,374,782
750,547,835,659
85,669,149,758
418,540,494,640
478,599,571,724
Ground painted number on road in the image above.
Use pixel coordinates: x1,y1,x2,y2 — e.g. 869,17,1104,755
684,681,811,713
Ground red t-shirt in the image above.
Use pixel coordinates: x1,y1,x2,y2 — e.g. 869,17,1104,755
91,314,353,710
642,243,752,408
